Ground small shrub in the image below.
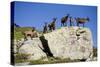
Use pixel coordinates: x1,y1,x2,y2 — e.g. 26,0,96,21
93,47,97,57
15,53,30,63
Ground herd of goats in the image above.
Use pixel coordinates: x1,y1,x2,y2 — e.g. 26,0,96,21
43,14,89,33
21,14,90,40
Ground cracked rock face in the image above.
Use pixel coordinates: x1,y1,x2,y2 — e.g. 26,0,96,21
18,38,47,61
16,27,93,61
44,27,93,60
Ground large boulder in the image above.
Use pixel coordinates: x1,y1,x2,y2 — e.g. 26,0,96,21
44,27,93,60
18,38,48,61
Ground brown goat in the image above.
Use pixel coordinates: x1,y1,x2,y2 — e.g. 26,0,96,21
75,17,89,27
61,14,69,26
22,27,38,40
43,22,48,33
48,18,57,31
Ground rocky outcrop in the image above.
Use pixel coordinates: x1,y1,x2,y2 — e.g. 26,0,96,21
16,27,93,61
44,27,93,60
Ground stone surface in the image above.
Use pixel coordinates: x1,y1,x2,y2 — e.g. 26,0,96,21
16,27,93,61
18,38,47,61
44,27,93,60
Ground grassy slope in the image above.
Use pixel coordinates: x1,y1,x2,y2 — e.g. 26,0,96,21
14,27,33,40
14,27,43,40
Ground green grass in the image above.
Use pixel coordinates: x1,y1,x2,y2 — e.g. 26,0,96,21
14,27,32,40
93,47,97,57
14,27,43,40
14,31,24,40
15,53,81,64
29,57,81,65
14,27,32,32
15,53,31,63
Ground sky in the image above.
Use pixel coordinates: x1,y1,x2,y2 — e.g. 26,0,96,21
12,1,97,47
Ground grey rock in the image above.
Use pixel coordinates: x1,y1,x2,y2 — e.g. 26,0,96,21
16,27,93,61
19,38,48,61
44,27,93,60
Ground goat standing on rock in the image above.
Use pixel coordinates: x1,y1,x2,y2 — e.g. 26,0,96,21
48,18,57,31
61,14,69,26
75,17,89,27
22,27,39,40
43,22,48,33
